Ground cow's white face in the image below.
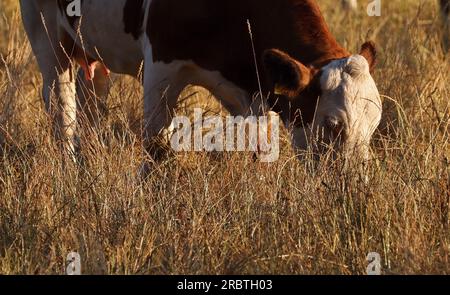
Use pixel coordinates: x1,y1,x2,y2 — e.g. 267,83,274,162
291,55,382,160
264,42,382,161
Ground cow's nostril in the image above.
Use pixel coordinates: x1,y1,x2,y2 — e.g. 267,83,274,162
325,116,344,137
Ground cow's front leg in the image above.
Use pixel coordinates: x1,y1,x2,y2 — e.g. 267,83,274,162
141,61,192,174
142,84,176,163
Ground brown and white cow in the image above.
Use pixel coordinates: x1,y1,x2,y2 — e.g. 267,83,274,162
20,0,382,167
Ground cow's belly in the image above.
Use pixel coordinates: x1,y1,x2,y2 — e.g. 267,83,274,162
63,0,144,76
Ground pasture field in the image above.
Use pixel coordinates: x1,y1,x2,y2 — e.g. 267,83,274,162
0,0,449,274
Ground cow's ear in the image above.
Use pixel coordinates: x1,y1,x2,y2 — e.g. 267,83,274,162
263,49,312,99
360,41,377,72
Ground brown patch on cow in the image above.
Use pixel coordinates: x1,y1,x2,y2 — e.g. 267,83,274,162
360,41,377,72
123,0,146,40
147,0,349,127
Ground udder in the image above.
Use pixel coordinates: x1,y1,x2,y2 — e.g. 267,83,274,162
73,45,110,81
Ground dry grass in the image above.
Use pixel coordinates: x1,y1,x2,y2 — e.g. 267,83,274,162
0,0,449,274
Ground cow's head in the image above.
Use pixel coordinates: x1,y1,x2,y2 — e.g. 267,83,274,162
263,42,382,161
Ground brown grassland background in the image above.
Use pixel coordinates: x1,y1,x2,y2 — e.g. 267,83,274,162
0,0,449,274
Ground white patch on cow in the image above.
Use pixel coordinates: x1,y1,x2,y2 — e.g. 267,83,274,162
291,55,382,161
